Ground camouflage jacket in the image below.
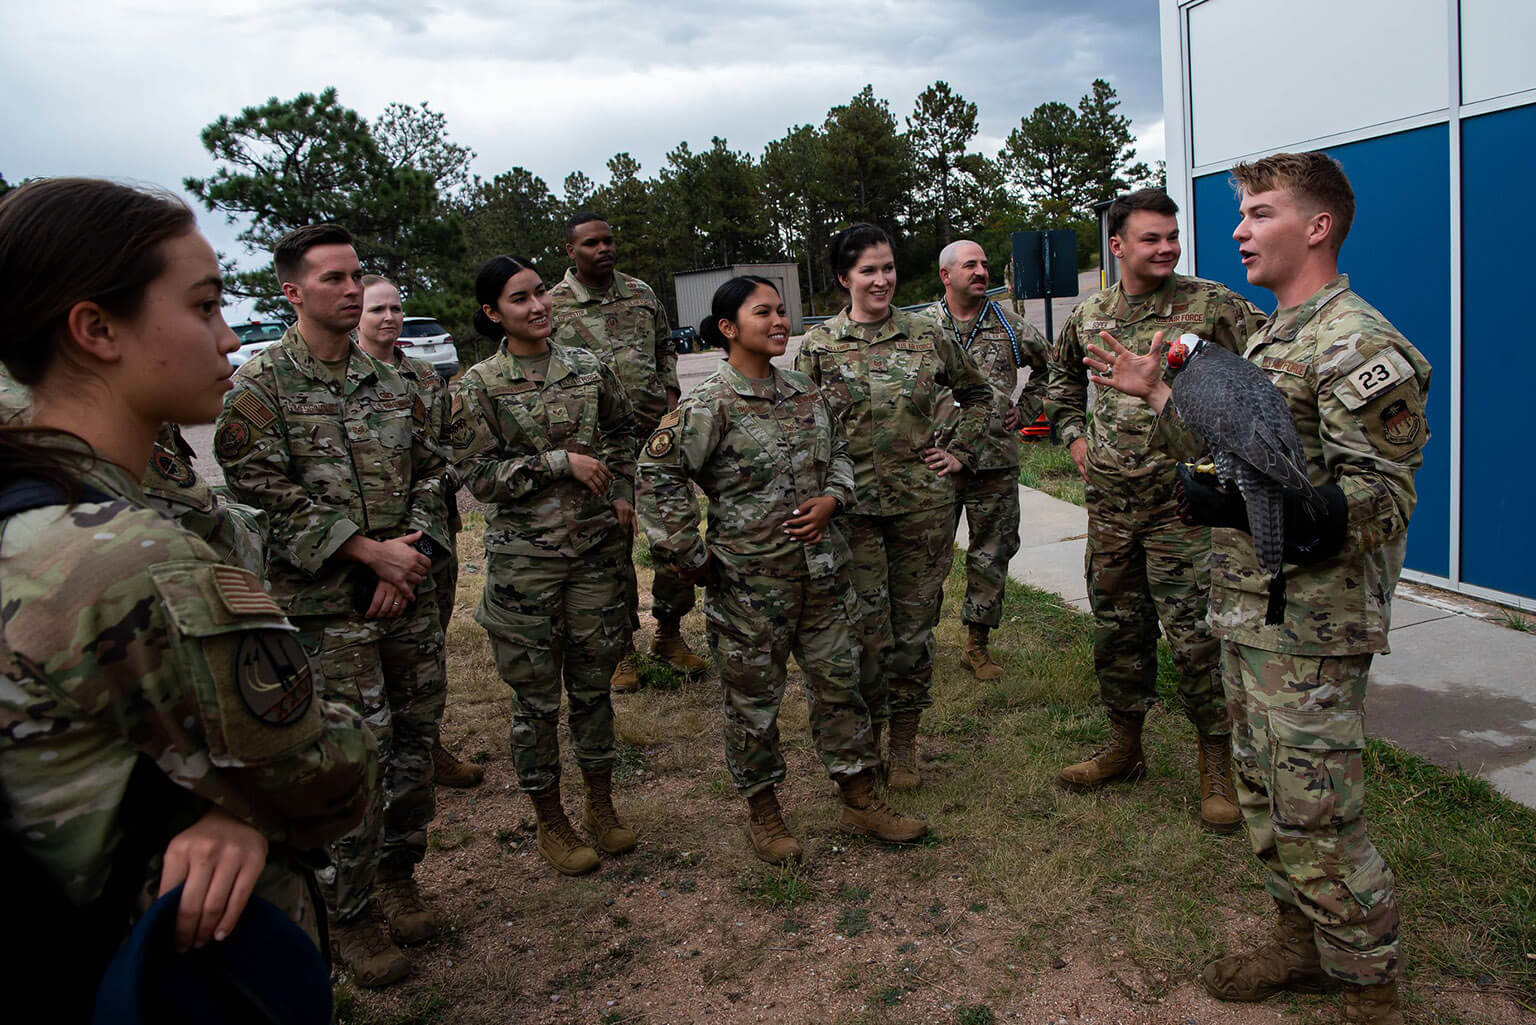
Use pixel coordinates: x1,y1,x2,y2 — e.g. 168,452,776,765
549,268,677,432
794,308,992,516
394,349,462,535
920,299,1050,472
452,341,637,558
0,363,28,423
0,370,269,577
215,326,451,617
143,424,268,576
1191,276,1432,655
1046,273,1266,498
637,363,855,580
0,433,377,905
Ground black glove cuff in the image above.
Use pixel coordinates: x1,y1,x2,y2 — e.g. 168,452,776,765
1283,484,1349,564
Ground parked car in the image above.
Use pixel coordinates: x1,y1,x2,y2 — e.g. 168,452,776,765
398,317,460,379
669,326,699,354
227,320,288,370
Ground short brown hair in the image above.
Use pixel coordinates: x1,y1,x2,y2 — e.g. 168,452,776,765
1106,188,1179,238
361,273,396,291
1230,151,1355,251
273,223,354,284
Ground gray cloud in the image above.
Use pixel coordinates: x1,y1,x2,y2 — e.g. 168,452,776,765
0,0,1161,300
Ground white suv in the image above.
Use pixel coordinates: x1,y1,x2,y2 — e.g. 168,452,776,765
228,320,288,371
398,317,460,379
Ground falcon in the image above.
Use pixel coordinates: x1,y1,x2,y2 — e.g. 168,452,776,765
1166,333,1329,624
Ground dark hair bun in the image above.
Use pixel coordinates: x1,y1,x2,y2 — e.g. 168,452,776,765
472,309,503,341
697,316,727,350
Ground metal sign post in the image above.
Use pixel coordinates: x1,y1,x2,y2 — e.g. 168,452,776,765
1011,229,1079,344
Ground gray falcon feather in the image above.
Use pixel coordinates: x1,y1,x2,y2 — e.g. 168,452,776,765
1166,334,1325,623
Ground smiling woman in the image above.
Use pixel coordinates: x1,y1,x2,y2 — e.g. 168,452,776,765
0,178,376,1015
792,224,994,790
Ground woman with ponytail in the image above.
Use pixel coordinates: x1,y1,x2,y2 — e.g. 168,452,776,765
638,276,926,864
794,224,992,791
450,255,639,877
0,178,375,1011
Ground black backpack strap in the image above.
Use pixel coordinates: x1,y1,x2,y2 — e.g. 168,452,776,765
0,477,114,519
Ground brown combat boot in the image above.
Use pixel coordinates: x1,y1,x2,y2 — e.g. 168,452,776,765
839,771,927,842
1197,732,1242,833
651,618,708,676
529,786,600,876
375,874,442,945
1056,709,1146,792
1341,981,1404,1024
745,787,803,865
960,625,1004,681
432,740,484,788
610,652,641,693
1201,898,1335,1001
581,766,637,854
330,907,411,988
887,711,922,790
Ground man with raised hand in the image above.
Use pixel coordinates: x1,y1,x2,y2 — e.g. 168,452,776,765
1084,152,1429,1025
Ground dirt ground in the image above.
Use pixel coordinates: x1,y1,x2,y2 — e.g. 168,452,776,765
338,537,1532,1025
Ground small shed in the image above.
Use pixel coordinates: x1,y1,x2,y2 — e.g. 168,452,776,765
673,263,805,337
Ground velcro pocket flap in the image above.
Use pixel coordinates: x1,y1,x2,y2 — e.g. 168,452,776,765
1267,705,1366,752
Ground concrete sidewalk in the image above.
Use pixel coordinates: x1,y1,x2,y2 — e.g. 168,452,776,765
956,483,1536,810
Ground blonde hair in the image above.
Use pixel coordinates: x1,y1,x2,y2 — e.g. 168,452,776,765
1231,151,1355,251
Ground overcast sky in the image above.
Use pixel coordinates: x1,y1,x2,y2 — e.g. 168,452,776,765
0,0,1164,286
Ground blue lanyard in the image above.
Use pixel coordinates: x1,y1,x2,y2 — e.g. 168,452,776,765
941,300,1024,368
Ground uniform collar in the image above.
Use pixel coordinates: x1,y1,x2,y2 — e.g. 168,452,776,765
561,266,631,304
825,306,907,345
1263,274,1351,342
31,431,151,505
502,342,574,385
719,361,806,398
1106,272,1180,324
280,325,378,395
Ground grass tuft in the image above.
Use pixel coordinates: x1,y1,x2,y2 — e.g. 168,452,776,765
1017,440,1084,506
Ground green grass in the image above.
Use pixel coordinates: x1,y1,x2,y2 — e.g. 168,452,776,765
1017,440,1084,506
912,557,1536,997
738,863,814,909
1495,608,1534,633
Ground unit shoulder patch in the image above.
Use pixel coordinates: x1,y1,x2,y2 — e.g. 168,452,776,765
646,429,676,458
215,419,254,461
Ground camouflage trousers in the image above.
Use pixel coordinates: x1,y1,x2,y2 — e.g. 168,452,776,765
432,545,459,635
295,600,447,922
844,505,956,721
1085,487,1226,736
1221,641,1400,984
705,569,879,795
475,537,629,793
954,468,1021,629
620,539,697,631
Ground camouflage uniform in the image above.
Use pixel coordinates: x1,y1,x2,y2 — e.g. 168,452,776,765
0,362,28,423
451,342,637,793
1,370,269,578
0,433,377,946
548,268,691,629
143,424,269,577
637,363,876,794
795,309,992,720
393,351,463,633
1188,276,1429,985
921,299,1050,628
1046,273,1265,735
215,326,450,922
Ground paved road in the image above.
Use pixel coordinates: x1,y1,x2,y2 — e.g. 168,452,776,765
186,272,1103,486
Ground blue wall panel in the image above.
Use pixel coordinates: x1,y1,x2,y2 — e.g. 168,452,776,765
1460,104,1536,600
1192,124,1453,581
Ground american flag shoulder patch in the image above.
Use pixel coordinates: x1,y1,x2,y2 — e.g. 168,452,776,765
232,391,277,431
211,565,283,617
